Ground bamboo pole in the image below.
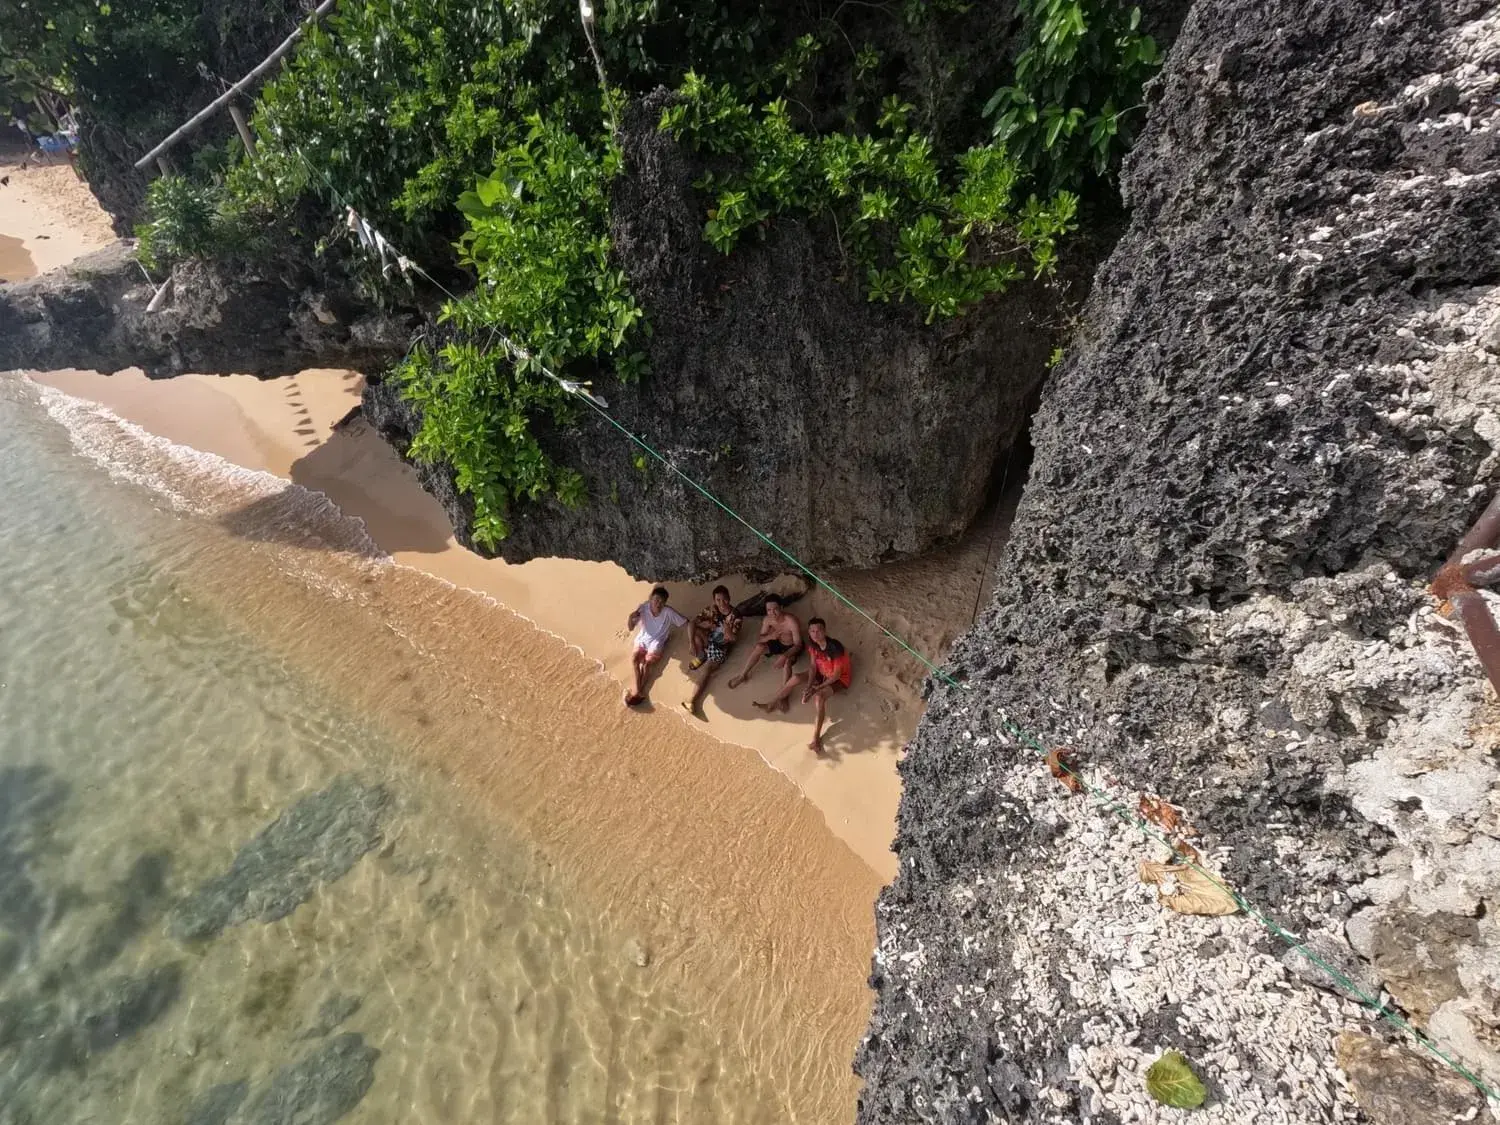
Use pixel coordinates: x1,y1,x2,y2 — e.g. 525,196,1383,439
228,102,257,157
133,0,337,171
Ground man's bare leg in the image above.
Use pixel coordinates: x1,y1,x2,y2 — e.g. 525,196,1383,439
809,690,829,753
755,670,808,712
637,652,665,702
727,642,767,689
625,653,644,705
683,661,720,717
772,652,801,712
627,650,657,705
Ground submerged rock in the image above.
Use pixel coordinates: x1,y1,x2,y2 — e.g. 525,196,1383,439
78,962,184,1053
300,993,362,1040
0,766,70,959
182,1080,250,1125
246,1032,378,1125
168,777,389,942
0,962,183,1115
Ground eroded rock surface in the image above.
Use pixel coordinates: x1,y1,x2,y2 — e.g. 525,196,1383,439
364,90,1104,580
245,1033,379,1125
0,242,416,379
1335,1032,1486,1125
859,0,1500,1121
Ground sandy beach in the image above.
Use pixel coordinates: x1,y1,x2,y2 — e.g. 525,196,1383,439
0,155,1023,879
0,157,1016,877
36,365,1017,873
35,364,1017,877
0,142,1018,1124
0,158,117,279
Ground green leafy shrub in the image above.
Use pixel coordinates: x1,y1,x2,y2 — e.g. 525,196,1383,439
661,75,1078,320
134,175,260,272
983,0,1160,188
394,118,645,549
243,0,561,250
397,339,586,548
239,0,797,255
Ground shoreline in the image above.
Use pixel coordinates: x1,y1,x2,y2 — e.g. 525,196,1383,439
0,154,1015,879
30,367,1013,878
0,142,1007,1121
23,372,892,1122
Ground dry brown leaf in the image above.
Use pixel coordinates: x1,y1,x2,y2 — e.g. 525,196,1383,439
1139,860,1240,916
1138,794,1181,833
1138,794,1199,837
1045,747,1083,794
1171,839,1202,865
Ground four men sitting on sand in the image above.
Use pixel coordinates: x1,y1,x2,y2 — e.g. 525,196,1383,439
625,584,852,753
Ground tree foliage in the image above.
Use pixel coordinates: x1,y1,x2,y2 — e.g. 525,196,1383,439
662,74,1078,321
397,118,647,547
983,0,1160,188
49,0,1161,543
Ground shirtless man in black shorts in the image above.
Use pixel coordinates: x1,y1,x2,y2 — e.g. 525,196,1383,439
727,594,802,690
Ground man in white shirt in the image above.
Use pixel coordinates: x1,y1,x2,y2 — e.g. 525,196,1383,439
625,585,687,706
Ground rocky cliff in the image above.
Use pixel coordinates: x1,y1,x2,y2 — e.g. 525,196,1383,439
858,0,1500,1121
364,92,1104,581
0,241,416,378
74,0,308,232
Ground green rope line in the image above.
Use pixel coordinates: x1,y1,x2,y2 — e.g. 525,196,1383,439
573,395,964,677
243,105,1499,1105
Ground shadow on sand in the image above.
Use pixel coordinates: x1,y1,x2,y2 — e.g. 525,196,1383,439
217,416,453,557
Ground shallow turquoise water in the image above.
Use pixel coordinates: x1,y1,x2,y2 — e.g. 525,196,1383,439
0,375,783,1125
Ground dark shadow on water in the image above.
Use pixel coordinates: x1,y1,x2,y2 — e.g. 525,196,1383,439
84,851,171,971
0,766,72,959
0,962,184,1111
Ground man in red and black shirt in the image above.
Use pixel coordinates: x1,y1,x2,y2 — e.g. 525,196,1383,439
753,616,851,754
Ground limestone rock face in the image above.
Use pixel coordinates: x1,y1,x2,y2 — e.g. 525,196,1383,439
858,0,1500,1120
0,242,416,379
364,90,1103,580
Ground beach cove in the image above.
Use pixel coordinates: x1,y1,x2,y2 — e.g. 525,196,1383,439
1,158,1011,1123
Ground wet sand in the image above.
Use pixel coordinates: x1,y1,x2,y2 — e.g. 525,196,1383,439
28,377,898,1121
34,368,1014,878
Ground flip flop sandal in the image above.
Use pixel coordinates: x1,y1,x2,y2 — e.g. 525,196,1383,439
687,657,705,671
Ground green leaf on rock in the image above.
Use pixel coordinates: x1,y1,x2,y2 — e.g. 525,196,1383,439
1145,1050,1207,1109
